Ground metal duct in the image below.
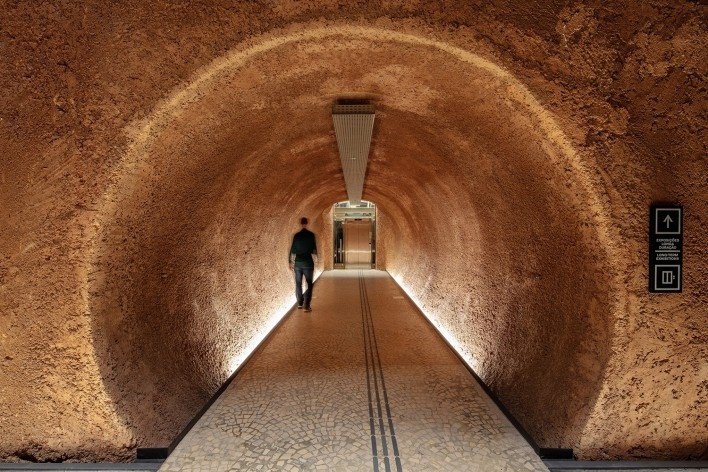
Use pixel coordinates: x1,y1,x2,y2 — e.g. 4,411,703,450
332,103,375,205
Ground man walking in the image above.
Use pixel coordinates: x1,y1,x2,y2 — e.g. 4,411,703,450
289,217,318,312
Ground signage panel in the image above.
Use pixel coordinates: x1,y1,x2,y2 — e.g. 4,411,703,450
649,206,683,292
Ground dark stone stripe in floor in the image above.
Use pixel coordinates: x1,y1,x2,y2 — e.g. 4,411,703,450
361,270,402,472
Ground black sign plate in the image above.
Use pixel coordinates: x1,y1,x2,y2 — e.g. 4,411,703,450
649,206,683,292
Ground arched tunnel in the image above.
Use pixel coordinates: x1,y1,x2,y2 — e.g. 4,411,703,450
0,1,706,464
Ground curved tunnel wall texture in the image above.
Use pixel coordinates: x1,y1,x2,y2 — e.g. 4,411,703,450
1,1,706,463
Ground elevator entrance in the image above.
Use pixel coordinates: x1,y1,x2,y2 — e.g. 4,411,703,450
333,201,376,269
344,219,372,268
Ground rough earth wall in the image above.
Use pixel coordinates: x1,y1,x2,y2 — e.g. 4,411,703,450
0,0,705,462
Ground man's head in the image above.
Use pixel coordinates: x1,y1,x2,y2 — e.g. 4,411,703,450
300,217,308,226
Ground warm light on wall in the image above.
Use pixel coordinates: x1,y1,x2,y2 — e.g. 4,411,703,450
390,273,480,373
227,271,323,375
227,303,290,376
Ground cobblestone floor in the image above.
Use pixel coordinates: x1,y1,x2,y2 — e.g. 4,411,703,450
1,464,704,471
158,270,548,472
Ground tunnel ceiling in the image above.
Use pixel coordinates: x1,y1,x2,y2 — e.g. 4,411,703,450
0,0,706,464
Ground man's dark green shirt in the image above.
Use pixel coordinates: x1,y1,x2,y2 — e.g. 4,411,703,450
290,228,317,268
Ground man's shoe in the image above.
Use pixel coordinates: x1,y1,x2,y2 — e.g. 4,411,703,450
297,305,303,309
303,306,312,312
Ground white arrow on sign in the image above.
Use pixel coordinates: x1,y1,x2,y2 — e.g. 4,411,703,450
663,215,673,228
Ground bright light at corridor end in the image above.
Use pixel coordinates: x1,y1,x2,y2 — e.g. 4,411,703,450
391,273,480,373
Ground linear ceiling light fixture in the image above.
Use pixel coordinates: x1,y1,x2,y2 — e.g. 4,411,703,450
332,101,375,206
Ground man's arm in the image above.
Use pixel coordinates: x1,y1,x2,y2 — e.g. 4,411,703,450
311,235,318,263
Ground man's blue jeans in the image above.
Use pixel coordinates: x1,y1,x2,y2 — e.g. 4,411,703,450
294,266,314,307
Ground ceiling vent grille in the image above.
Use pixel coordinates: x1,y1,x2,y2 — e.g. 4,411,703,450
332,102,375,205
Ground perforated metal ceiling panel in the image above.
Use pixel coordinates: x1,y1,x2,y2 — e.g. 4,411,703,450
332,103,375,205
